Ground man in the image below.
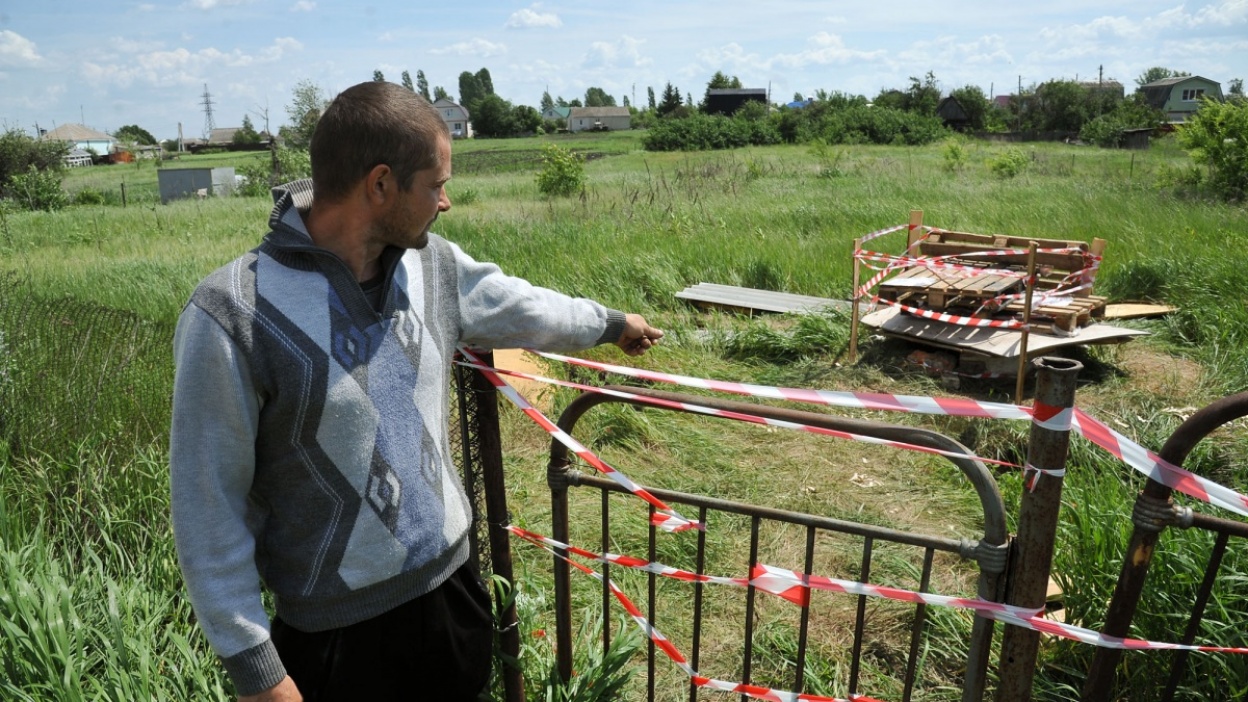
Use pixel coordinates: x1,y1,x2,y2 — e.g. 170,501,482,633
170,80,662,702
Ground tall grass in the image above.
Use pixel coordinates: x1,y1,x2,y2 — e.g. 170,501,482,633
2,131,1246,699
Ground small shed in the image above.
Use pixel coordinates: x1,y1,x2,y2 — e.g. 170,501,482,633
936,96,971,131
705,88,767,116
157,167,236,204
1121,128,1153,150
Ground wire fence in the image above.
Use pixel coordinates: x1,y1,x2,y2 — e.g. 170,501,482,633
0,274,174,460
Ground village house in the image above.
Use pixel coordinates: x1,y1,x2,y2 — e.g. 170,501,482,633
432,97,473,138
41,123,116,165
566,106,630,132
1139,76,1224,123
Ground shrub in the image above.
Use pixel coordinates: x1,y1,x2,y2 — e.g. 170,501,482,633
237,148,313,197
1176,97,1248,201
0,128,66,199
987,147,1030,178
641,113,780,152
536,144,585,197
942,138,969,173
6,165,68,211
73,188,106,206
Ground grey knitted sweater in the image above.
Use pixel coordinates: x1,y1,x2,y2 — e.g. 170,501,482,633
170,181,625,695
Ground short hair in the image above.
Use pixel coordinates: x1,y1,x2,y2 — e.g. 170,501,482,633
310,81,450,202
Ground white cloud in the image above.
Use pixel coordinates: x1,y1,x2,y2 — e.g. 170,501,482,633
184,0,252,9
109,36,166,54
897,34,1012,69
583,36,650,69
506,5,561,29
81,37,303,89
1040,0,1248,44
429,38,507,57
0,30,41,67
769,32,887,69
137,3,157,10
291,0,316,10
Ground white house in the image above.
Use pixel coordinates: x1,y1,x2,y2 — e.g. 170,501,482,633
432,98,473,139
42,123,116,156
567,107,631,133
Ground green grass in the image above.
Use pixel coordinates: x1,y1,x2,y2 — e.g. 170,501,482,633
2,130,1246,700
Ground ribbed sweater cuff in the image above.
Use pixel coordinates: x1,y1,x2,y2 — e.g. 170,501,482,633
597,309,628,346
223,639,287,697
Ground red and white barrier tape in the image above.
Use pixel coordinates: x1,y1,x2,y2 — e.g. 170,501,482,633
456,361,1021,469
507,526,887,702
529,351,1248,518
510,526,1248,659
457,347,701,533
871,298,1028,330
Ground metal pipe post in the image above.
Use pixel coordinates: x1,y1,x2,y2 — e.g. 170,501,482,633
995,356,1082,701
470,350,526,702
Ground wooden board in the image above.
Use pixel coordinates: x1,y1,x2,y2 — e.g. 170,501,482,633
859,305,1148,359
1102,303,1178,320
675,283,853,314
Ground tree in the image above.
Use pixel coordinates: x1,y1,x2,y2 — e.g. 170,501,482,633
417,71,431,101
472,94,517,138
948,85,990,131
114,124,157,146
458,70,495,113
657,82,682,116
1136,67,1189,87
475,68,494,98
1229,78,1245,101
282,79,329,150
556,96,569,107
233,115,262,145
433,86,449,101
584,87,616,107
647,86,656,111
401,70,414,92
373,69,385,82
1026,79,1089,131
540,91,554,112
904,72,941,115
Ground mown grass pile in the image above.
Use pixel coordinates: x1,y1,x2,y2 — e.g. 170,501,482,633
1,131,1246,700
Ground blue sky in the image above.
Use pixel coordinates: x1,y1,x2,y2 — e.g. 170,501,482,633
2,1,1246,141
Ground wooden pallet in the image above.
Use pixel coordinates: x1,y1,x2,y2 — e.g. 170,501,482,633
877,229,1107,331
1003,294,1107,333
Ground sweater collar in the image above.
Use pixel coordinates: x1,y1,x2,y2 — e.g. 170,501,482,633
265,179,317,249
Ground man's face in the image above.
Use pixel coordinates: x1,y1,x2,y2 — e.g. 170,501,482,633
379,136,452,250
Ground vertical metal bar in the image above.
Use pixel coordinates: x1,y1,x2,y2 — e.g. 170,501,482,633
849,537,875,696
602,489,611,657
794,526,817,694
741,516,762,702
996,356,1082,701
689,505,709,702
902,548,936,702
469,351,525,702
551,451,574,685
649,504,658,702
1161,531,1230,701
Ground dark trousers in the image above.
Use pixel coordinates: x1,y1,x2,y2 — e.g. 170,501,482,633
272,563,494,701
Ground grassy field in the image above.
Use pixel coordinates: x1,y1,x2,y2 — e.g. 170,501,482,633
2,130,1247,700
